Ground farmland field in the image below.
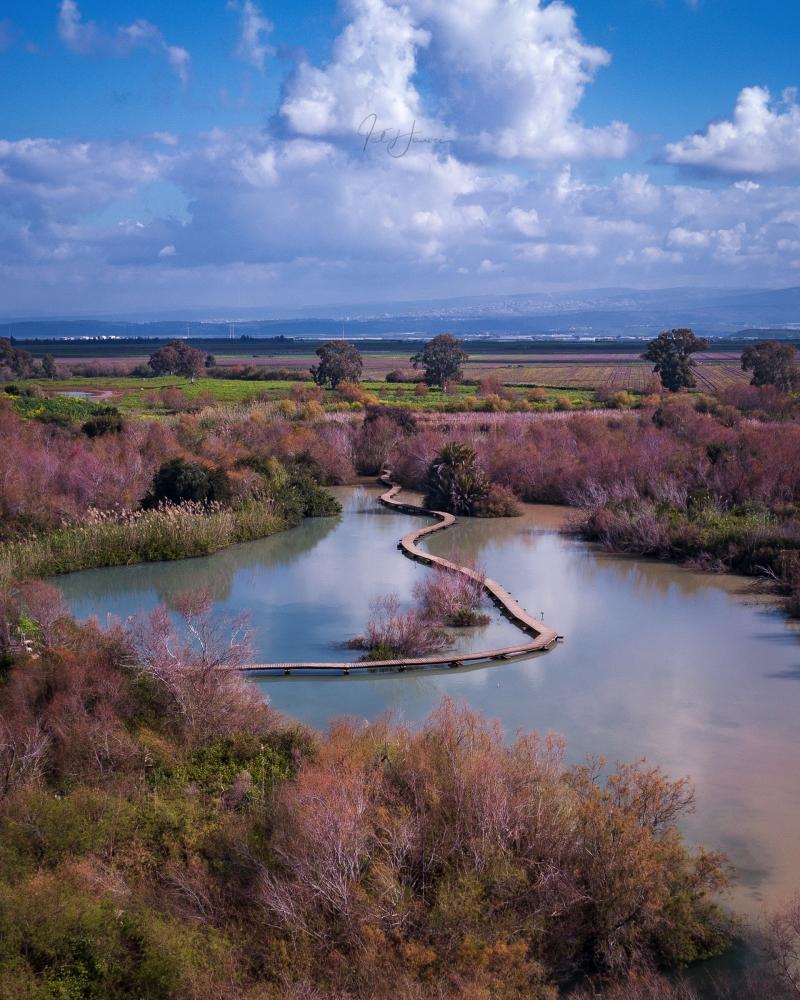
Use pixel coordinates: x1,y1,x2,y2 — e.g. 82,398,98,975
186,348,753,392
14,337,758,394
470,354,751,392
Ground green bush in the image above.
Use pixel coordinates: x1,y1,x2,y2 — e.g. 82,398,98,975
81,407,124,437
143,458,232,507
151,735,291,801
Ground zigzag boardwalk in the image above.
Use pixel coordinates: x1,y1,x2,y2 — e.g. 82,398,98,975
241,476,560,675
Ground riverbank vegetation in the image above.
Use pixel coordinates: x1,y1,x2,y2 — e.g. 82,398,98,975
382,390,800,615
0,395,341,578
0,500,289,583
0,584,758,998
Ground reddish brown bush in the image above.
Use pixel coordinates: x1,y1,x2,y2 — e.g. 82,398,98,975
127,590,275,744
347,593,452,659
413,566,488,626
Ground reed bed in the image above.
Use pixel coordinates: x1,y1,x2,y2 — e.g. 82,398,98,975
0,499,288,583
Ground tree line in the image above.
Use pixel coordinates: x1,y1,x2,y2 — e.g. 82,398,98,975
291,331,799,395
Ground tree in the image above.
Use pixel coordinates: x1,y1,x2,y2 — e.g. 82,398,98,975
310,340,363,389
411,334,468,389
147,340,206,380
741,340,800,392
0,338,34,377
642,328,708,392
41,355,58,380
424,442,488,515
81,406,124,438
143,458,231,507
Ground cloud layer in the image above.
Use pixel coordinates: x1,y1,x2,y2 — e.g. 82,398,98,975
1,0,799,313
3,124,800,313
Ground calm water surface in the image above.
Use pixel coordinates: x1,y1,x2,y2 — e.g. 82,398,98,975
56,486,800,916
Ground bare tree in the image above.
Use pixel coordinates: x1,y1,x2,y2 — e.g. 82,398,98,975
127,589,272,743
0,715,50,797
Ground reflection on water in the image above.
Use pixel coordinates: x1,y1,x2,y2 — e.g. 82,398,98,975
57,486,800,916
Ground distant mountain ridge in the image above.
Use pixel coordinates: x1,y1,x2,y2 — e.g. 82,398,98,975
4,285,800,339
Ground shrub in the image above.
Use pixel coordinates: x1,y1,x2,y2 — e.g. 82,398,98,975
477,375,511,399
159,386,189,412
425,442,489,516
144,458,232,507
611,390,637,409
481,393,511,412
81,407,124,437
347,594,452,658
276,476,342,519
338,381,379,406
475,482,521,517
290,383,324,404
260,700,733,986
414,568,489,627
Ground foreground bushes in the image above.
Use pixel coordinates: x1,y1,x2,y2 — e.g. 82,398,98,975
4,587,800,996
0,584,741,997
260,703,733,989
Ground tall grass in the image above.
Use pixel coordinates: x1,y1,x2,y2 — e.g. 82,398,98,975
0,500,290,583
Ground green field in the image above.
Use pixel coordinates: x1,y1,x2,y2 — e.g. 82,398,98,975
11,376,598,417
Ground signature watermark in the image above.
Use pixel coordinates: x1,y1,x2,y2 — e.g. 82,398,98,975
357,114,451,157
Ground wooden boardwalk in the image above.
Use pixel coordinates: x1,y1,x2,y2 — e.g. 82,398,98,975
241,476,560,675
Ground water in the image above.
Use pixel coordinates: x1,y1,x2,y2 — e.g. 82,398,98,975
56,485,800,916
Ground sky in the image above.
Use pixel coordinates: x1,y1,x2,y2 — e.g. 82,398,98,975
2,0,800,317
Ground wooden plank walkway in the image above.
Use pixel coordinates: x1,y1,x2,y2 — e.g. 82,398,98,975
241,476,560,675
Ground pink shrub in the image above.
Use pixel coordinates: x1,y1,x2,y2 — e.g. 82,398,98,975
347,594,452,659
413,567,488,626
127,589,274,744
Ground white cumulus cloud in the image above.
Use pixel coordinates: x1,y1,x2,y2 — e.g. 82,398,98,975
664,86,800,176
281,0,435,137
407,0,631,160
281,0,628,161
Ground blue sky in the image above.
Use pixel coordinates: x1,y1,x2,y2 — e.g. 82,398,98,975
2,0,800,316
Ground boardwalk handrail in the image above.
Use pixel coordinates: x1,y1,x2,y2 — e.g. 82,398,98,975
241,476,559,674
